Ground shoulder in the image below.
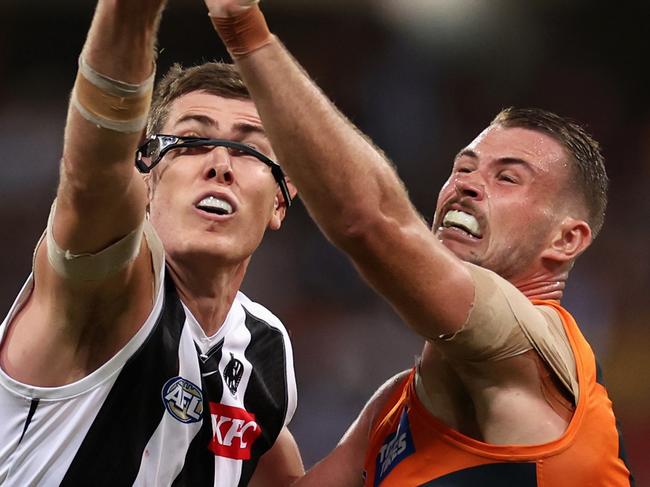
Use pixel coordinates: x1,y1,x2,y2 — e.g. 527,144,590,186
235,292,298,426
371,370,412,403
235,291,295,376
236,291,289,335
359,370,412,436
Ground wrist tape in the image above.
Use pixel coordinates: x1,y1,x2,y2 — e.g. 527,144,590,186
70,56,155,133
210,5,273,58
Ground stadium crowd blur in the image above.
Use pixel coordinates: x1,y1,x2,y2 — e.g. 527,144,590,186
1,1,648,484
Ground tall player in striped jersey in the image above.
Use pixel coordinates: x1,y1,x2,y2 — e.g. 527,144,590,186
206,1,634,486
0,1,303,486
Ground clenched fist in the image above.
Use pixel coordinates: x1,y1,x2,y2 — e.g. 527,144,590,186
204,0,260,18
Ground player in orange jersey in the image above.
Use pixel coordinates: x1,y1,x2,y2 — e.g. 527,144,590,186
204,1,634,485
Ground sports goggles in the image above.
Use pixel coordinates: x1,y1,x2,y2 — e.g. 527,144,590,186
135,134,291,207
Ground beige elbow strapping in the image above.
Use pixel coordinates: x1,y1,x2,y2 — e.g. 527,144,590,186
46,201,145,281
435,263,537,361
70,57,155,133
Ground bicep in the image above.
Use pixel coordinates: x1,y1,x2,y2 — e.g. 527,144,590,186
346,216,475,339
33,194,153,295
291,415,368,487
54,161,148,256
433,265,578,398
27,211,158,345
292,441,364,487
249,428,304,487
293,370,411,487
236,38,473,340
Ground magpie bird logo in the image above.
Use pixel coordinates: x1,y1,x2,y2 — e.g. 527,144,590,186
224,353,244,396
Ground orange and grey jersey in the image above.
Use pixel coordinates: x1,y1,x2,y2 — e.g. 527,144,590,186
363,301,633,486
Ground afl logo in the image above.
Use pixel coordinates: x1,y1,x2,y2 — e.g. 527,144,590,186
224,353,244,396
161,377,204,423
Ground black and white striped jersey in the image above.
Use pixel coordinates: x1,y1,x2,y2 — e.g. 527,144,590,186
0,259,296,486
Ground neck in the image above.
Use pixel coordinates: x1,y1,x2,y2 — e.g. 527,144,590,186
510,266,569,302
167,255,250,336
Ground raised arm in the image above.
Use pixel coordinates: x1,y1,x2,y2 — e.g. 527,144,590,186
291,371,410,487
56,0,164,254
0,0,167,386
249,427,304,487
205,1,474,338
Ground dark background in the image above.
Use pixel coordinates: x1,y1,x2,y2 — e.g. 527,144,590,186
1,1,648,484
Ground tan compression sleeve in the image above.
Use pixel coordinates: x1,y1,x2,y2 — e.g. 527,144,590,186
435,262,578,398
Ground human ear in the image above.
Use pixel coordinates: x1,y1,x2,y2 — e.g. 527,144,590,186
142,171,155,215
541,217,592,264
268,180,298,231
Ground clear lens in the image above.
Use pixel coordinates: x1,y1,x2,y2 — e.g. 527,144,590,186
139,135,181,169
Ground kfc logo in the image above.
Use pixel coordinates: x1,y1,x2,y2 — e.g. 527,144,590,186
209,403,262,460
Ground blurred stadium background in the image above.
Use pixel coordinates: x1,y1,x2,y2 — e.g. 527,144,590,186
1,0,648,484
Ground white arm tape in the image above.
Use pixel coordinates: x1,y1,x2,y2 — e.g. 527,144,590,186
46,201,145,281
70,56,155,134
69,97,150,134
78,56,155,98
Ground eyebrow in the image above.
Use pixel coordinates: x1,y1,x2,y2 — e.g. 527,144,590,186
455,148,477,161
454,149,536,174
233,122,266,138
175,114,217,129
174,114,266,138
